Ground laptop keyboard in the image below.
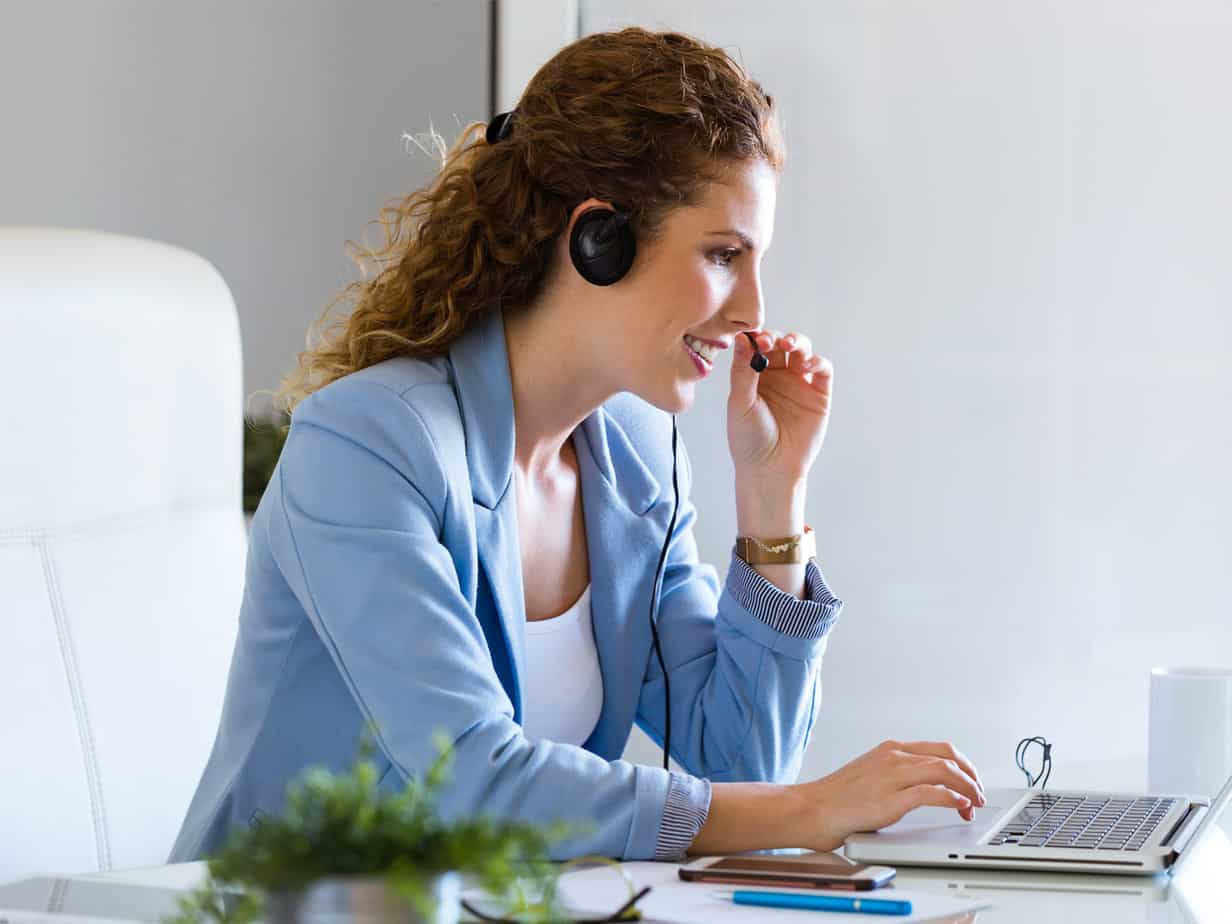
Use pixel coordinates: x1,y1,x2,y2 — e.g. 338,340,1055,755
988,793,1179,851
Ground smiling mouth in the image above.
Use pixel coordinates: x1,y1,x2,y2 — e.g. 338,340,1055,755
683,335,716,364
682,338,714,377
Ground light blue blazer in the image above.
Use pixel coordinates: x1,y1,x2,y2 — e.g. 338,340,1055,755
170,307,843,863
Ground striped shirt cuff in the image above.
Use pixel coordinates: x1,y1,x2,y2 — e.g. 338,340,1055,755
654,772,713,861
726,550,843,640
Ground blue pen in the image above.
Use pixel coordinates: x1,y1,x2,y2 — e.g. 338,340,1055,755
731,889,913,916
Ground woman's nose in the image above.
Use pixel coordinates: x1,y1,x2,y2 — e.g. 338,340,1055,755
726,274,765,332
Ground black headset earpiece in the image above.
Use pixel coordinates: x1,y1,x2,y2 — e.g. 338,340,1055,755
569,208,637,286
487,114,635,286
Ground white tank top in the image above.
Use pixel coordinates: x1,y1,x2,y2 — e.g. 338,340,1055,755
521,583,604,747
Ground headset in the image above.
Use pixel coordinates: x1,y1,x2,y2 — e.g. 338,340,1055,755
489,110,768,770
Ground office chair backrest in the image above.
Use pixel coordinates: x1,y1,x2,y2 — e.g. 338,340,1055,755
0,227,247,880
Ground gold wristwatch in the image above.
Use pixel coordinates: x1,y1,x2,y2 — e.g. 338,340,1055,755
734,525,816,564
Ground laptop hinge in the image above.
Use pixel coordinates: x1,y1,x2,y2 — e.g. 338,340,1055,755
1162,804,1207,852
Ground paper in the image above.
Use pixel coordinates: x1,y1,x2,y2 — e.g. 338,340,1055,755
555,862,993,923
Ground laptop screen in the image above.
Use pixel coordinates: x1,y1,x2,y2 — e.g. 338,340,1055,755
1169,771,1232,878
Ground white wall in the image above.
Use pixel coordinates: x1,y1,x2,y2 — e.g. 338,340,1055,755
1,0,489,416
9,0,1227,810
574,0,1232,789
496,0,579,113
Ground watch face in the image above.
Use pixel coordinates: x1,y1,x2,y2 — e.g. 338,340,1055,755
737,529,814,564
740,540,801,563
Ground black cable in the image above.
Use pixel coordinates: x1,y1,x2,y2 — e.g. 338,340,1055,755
649,338,764,772
648,416,680,771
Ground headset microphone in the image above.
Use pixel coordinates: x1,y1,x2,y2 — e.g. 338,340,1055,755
744,331,769,372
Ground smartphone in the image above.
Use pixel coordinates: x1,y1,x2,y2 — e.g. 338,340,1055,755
679,853,897,891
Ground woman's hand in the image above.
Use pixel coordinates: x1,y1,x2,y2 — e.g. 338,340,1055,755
795,739,987,852
689,739,986,857
727,328,833,487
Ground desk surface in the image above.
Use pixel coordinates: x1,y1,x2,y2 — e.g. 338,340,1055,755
74,825,1230,924
26,757,1232,924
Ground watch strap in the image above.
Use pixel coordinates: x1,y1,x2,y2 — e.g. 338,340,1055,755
734,525,816,564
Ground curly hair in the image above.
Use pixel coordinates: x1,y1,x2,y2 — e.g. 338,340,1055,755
274,27,786,413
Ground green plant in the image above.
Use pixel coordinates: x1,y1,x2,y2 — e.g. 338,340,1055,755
243,414,290,513
169,732,571,924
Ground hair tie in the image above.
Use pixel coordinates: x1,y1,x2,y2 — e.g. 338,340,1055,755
486,110,515,144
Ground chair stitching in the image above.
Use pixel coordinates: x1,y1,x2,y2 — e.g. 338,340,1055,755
39,536,112,870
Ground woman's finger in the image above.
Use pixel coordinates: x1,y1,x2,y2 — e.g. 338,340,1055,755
807,356,834,391
787,349,811,374
894,741,984,794
745,329,777,362
747,330,834,384
781,330,812,358
892,783,974,821
798,353,828,376
778,332,811,373
750,329,801,370
899,755,984,807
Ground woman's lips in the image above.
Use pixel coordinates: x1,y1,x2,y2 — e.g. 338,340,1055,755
682,338,712,376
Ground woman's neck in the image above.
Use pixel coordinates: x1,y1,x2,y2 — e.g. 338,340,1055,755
501,302,621,482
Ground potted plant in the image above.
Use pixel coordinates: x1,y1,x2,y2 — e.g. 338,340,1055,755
243,413,290,513
170,733,568,924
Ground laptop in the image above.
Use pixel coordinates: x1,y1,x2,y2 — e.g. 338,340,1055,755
845,769,1232,876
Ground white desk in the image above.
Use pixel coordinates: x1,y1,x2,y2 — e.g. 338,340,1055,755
65,823,1229,924
20,757,1232,924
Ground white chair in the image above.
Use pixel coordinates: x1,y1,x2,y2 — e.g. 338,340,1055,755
0,227,247,881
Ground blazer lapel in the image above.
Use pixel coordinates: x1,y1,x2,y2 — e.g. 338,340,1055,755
471,502,526,720
575,407,673,760
447,311,527,719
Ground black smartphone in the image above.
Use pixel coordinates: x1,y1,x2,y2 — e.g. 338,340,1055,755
679,853,897,891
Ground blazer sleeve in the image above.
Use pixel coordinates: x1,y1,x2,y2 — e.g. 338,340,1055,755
266,378,676,860
634,435,844,847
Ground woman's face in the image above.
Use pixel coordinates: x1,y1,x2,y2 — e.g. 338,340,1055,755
607,157,778,413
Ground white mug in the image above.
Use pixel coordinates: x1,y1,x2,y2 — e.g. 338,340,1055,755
1148,666,1232,796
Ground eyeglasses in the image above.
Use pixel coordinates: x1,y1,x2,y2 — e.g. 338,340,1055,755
1016,735,1053,789
459,857,652,924
460,885,651,924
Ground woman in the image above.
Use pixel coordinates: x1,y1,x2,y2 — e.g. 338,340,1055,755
171,27,985,863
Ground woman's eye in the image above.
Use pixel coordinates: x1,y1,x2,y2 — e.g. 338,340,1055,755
710,248,741,267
